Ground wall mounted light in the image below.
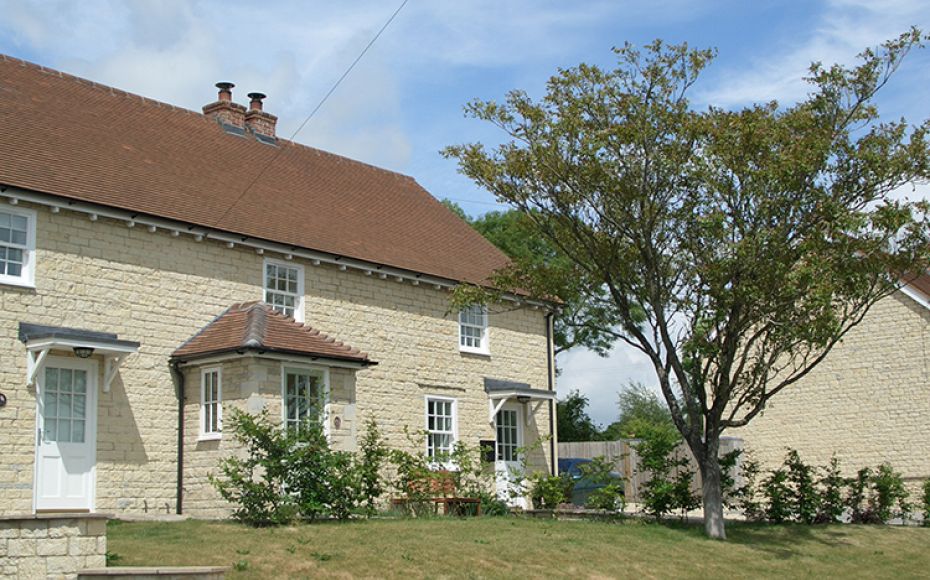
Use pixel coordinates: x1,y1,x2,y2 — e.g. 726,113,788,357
73,346,95,359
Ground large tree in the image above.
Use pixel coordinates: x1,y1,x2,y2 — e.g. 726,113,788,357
556,389,602,442
445,32,930,538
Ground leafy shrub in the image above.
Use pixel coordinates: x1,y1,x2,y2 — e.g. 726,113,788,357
784,450,819,524
210,410,299,525
529,472,568,509
762,467,792,523
672,470,700,519
868,463,910,524
921,480,930,527
847,467,872,523
580,456,626,512
386,430,499,516
210,409,363,525
733,454,764,521
357,418,388,517
633,424,696,521
815,456,846,524
477,491,510,516
719,448,742,510
847,464,910,524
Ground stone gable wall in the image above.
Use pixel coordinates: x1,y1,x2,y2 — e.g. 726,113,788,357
735,291,930,491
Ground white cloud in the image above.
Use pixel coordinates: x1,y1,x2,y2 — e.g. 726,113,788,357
697,0,930,108
557,343,659,427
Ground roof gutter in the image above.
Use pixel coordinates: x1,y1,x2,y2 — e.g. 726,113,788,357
0,184,555,309
169,347,378,368
546,311,557,476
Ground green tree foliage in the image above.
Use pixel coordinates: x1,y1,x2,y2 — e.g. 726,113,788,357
445,32,930,538
556,389,603,442
604,382,676,439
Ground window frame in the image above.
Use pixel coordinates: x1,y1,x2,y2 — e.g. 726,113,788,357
280,364,329,434
424,395,458,464
199,367,222,440
458,304,489,355
262,257,305,323
495,406,522,463
0,205,37,288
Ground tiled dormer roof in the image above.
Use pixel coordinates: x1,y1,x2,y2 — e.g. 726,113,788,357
171,301,373,364
0,54,511,286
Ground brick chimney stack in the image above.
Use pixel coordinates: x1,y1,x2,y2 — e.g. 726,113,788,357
245,92,278,139
202,82,246,129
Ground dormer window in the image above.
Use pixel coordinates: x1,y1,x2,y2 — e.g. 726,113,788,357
0,207,36,288
264,258,304,322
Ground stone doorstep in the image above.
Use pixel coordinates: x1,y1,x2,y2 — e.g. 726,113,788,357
78,567,228,577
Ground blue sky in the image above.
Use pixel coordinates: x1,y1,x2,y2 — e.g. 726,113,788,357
2,0,928,426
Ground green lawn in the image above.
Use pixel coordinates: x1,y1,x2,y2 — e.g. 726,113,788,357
106,517,929,579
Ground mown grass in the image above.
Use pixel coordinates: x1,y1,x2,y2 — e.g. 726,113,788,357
106,516,930,579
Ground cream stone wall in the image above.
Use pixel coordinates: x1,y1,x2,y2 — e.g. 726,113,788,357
735,291,930,489
0,200,552,516
0,514,107,579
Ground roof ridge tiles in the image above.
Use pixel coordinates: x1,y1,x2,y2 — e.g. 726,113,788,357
243,303,267,348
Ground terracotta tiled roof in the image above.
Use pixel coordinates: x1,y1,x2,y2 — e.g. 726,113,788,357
171,302,373,364
0,54,511,285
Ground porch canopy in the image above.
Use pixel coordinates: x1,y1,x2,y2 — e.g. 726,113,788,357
19,322,140,392
484,377,556,425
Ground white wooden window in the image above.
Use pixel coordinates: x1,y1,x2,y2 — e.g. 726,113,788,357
0,207,36,288
496,408,518,461
264,258,304,322
459,305,489,354
425,397,456,459
283,367,325,432
200,368,222,439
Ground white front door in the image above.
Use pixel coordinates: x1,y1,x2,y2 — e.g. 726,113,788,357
495,403,527,508
34,357,97,512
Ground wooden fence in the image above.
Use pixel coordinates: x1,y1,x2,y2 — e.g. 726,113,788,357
558,437,743,503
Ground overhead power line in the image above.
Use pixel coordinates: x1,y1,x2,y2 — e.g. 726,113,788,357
213,0,411,226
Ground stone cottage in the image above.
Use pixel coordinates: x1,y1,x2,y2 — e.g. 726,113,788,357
0,54,556,518
736,275,930,491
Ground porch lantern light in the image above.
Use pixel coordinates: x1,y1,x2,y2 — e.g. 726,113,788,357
516,395,531,404
73,346,95,359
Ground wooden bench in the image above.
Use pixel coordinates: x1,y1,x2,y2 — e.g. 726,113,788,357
391,471,482,516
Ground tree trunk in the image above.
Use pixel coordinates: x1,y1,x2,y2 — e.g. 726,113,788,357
698,436,726,540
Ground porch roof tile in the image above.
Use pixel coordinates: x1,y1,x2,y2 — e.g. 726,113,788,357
171,301,374,365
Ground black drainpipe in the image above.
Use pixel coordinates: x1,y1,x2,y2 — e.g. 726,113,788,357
546,311,556,476
169,360,185,515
